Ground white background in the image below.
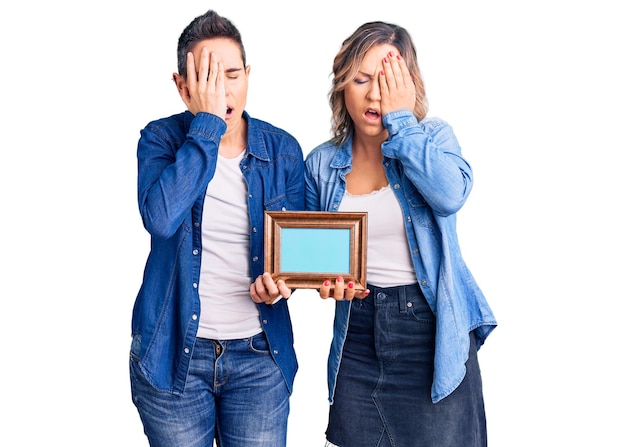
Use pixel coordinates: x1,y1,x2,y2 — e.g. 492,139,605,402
1,1,624,445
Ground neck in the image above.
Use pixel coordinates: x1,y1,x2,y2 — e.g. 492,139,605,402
351,132,386,158
219,118,247,159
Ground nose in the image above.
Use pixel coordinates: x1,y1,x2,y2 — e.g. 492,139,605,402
366,78,382,101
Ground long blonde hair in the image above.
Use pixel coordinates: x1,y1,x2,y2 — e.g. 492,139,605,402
329,21,428,146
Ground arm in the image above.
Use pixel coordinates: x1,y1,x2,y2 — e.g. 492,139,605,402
137,114,225,238
382,113,473,216
379,51,473,216
138,49,228,238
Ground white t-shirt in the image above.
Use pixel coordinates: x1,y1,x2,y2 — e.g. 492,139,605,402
197,152,262,340
340,185,417,287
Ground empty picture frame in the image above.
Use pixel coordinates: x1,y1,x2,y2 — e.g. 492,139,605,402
264,211,367,290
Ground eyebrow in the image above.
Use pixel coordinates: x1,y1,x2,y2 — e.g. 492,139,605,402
356,70,376,79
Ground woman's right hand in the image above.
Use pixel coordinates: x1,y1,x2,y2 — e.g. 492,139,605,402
318,276,370,301
379,50,415,116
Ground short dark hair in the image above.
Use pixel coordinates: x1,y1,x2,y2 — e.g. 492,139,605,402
176,10,246,78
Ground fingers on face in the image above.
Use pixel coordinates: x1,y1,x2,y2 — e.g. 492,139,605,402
208,56,222,85
383,51,405,87
198,47,210,82
187,49,223,86
379,54,392,90
186,52,197,86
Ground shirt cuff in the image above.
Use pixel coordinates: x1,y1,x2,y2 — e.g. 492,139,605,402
382,109,419,137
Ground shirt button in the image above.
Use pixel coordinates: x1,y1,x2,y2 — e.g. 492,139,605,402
193,283,198,289
192,314,198,320
184,347,190,354
413,248,419,254
407,302,413,308
252,256,258,262
193,249,199,255
282,207,287,211
252,227,257,233
273,350,279,355
262,319,268,324
394,184,400,189
194,222,200,227
421,280,427,286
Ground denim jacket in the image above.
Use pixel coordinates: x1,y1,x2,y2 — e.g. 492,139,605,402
131,110,304,395
304,110,497,403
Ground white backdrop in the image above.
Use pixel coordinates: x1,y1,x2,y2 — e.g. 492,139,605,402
1,1,624,446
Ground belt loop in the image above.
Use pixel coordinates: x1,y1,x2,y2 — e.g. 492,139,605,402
398,285,408,314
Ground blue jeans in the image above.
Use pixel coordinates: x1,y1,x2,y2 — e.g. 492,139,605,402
326,283,487,447
130,333,290,447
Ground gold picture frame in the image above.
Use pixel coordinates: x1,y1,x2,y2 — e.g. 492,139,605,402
264,211,367,290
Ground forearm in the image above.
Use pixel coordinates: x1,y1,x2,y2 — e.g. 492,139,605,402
382,112,473,216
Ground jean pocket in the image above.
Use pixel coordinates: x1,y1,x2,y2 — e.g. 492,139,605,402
407,294,435,324
129,333,142,361
248,332,271,355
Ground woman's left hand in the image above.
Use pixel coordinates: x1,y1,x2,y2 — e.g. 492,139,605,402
319,276,370,301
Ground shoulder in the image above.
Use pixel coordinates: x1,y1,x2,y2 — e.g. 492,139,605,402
305,140,339,162
419,116,462,150
419,116,453,135
140,111,191,143
304,140,348,177
143,111,188,133
138,112,190,151
248,115,300,146
246,115,304,161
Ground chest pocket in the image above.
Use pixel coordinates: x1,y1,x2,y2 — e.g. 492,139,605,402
400,176,436,233
264,195,288,211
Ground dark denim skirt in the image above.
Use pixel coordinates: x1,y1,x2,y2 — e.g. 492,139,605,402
326,283,487,447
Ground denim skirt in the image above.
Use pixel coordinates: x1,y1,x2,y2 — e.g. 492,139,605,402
325,283,487,447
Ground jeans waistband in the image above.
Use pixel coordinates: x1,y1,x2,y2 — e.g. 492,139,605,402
367,283,422,314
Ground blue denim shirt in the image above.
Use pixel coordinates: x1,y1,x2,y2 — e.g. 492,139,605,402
131,110,304,395
304,110,497,403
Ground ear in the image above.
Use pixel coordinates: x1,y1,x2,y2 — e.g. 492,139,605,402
245,65,251,77
172,73,189,101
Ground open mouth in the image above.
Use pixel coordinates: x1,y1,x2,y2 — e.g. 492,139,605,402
365,108,380,118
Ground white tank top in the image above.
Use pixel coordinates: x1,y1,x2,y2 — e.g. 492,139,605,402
339,185,417,287
197,152,262,340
